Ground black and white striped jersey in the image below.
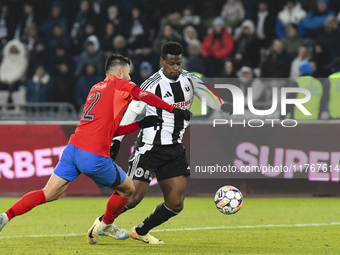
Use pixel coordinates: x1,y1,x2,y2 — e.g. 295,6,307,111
118,69,223,147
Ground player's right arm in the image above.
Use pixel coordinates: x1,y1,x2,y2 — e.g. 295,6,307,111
190,74,232,114
131,86,191,120
110,101,144,160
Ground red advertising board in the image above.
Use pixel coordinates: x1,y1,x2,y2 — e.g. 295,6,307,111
1,123,340,196
0,124,101,195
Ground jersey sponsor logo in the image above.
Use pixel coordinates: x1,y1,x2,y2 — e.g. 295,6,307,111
163,91,173,98
135,167,144,178
171,98,191,108
185,85,190,92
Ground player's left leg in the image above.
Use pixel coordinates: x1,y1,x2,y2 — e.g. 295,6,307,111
131,175,186,244
87,163,133,244
0,173,70,234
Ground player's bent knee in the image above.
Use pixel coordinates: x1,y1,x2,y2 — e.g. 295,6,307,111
115,177,135,197
127,194,143,208
166,201,184,213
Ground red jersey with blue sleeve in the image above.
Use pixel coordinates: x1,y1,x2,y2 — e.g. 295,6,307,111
69,76,137,158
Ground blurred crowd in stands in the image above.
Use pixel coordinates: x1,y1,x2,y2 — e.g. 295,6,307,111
0,0,340,115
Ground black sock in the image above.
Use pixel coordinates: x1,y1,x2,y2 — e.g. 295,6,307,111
135,203,179,235
99,204,131,222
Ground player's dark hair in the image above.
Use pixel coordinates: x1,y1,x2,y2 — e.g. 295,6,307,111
105,54,130,74
161,42,183,59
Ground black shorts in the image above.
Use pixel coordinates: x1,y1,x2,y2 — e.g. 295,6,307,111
127,143,190,183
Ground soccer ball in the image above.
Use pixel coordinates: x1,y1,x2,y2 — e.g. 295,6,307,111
214,186,243,215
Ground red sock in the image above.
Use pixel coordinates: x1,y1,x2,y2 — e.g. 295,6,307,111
5,190,46,221
102,192,129,224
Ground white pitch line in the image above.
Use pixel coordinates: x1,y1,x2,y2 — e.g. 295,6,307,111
1,222,340,239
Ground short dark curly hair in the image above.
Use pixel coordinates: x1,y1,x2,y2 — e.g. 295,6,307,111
161,42,183,59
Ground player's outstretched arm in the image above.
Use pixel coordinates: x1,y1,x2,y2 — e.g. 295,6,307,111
192,77,233,115
111,116,163,160
114,115,163,137
131,86,191,120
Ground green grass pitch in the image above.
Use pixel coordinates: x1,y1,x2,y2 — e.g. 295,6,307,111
1,196,340,255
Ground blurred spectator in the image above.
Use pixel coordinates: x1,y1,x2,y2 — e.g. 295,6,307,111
260,39,292,78
74,35,104,78
0,39,28,102
49,62,76,108
84,23,97,39
182,25,200,56
48,44,75,76
281,24,305,58
106,5,125,36
253,0,276,49
220,65,266,104
310,41,331,77
286,61,324,119
126,6,146,50
233,19,260,68
26,65,53,103
324,57,340,118
133,0,163,42
221,60,236,78
133,61,153,85
99,22,117,52
40,1,68,38
300,0,336,38
132,42,159,74
180,5,201,26
237,66,267,105
202,17,234,77
132,42,160,71
160,11,182,29
220,0,245,29
0,4,15,50
112,35,129,56
316,15,340,59
186,40,206,76
70,0,98,54
47,23,70,54
276,0,307,38
153,24,182,55
242,0,260,20
76,62,103,109
290,44,311,80
21,22,39,53
27,39,49,77
13,2,37,42
202,17,234,60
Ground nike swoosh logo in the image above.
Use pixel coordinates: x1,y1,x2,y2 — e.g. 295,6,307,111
89,226,95,238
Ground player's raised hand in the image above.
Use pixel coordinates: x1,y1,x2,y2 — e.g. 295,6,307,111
172,108,192,121
110,139,121,161
138,115,163,129
221,102,233,115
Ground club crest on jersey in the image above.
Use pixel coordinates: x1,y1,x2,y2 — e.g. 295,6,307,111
135,167,144,178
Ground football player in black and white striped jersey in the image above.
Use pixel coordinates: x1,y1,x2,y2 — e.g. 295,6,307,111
87,42,232,244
